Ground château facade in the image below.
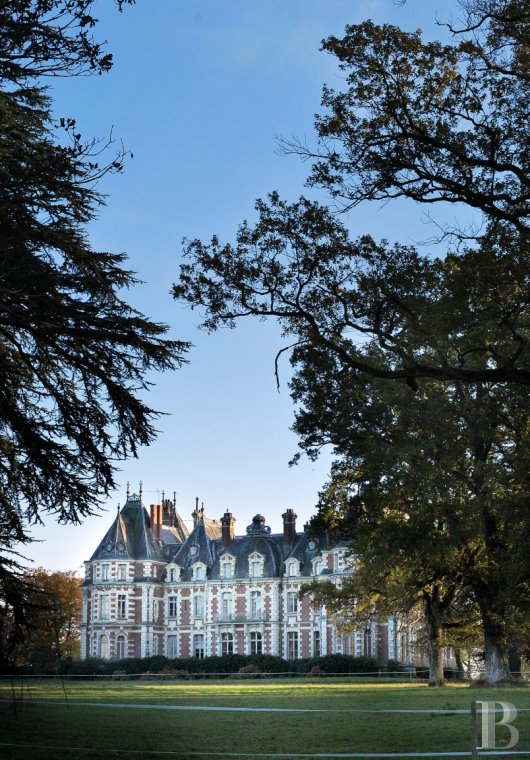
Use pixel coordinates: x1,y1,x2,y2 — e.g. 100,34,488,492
81,491,414,663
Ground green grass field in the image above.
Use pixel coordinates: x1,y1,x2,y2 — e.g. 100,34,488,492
0,678,528,759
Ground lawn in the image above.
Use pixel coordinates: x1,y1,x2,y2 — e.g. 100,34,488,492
0,677,528,759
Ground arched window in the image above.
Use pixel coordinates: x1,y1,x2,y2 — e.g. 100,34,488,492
194,564,205,581
99,634,109,659
313,559,323,576
221,632,234,655
116,634,126,660
169,568,176,582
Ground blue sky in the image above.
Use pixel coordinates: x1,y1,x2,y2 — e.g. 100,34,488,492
26,0,464,573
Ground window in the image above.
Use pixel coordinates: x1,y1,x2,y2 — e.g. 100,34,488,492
221,632,234,655
117,564,127,581
363,628,372,657
251,561,261,578
99,634,109,659
117,594,126,620
288,562,298,577
101,564,109,581
343,633,355,656
250,631,262,655
168,596,178,617
116,635,126,660
194,565,205,581
401,633,408,661
169,568,176,582
194,596,204,617
313,630,321,657
167,634,178,659
287,592,298,614
194,634,204,659
222,561,233,579
250,590,261,618
99,594,110,620
287,631,298,659
221,592,232,620
313,560,322,576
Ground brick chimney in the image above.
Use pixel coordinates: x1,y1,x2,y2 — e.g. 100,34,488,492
282,509,297,549
221,510,236,548
150,504,161,541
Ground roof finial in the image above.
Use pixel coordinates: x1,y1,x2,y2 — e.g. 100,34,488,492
173,491,177,508
162,490,165,504
139,480,143,498
126,481,130,500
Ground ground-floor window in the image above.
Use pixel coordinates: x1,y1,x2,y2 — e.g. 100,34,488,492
194,634,205,659
116,634,126,659
343,633,355,656
287,631,298,659
221,632,234,655
313,630,321,657
250,631,262,655
99,634,109,659
400,633,408,662
363,628,372,657
167,634,178,659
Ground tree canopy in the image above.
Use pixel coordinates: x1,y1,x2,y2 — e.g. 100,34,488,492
0,0,188,650
173,0,530,683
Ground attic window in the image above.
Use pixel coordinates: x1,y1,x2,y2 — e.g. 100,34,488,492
221,555,235,580
286,560,299,577
194,563,205,581
248,552,264,578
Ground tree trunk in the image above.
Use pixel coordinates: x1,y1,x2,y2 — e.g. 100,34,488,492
454,648,466,682
482,609,513,684
483,637,513,684
424,594,445,687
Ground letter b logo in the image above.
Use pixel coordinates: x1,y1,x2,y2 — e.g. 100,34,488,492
478,701,519,750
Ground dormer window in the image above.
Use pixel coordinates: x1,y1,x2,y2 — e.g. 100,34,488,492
312,558,323,576
193,563,206,581
285,559,300,577
248,552,264,578
166,564,180,583
220,554,235,580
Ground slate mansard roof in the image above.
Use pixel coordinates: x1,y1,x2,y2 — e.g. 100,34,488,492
90,495,164,562
88,494,336,579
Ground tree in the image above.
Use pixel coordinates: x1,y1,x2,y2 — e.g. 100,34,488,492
0,1,188,651
175,1,530,387
173,1,530,684
13,568,82,672
294,347,529,684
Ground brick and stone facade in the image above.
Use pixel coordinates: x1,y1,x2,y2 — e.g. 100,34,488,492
81,492,415,664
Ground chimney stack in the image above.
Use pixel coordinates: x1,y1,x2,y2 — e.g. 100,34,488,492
282,509,297,549
150,504,161,541
220,510,236,548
